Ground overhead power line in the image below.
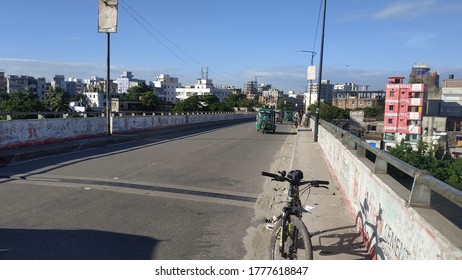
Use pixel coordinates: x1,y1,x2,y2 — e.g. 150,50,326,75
118,0,239,85
119,0,200,75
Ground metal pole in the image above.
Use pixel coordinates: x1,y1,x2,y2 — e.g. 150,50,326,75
314,0,326,142
106,32,111,135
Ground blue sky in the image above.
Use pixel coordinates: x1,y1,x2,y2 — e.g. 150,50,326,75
1,0,461,93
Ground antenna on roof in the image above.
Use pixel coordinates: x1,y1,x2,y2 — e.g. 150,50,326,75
201,67,209,80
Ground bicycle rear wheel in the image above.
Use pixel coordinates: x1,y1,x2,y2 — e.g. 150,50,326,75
268,215,313,260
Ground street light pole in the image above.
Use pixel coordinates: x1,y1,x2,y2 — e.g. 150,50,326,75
297,50,316,112
314,0,327,142
106,32,111,135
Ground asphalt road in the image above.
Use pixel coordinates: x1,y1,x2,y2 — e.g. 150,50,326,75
0,121,296,259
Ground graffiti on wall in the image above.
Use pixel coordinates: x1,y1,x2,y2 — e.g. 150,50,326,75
356,192,411,260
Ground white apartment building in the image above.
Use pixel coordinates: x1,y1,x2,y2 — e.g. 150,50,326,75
176,78,232,102
116,71,145,94
151,74,182,104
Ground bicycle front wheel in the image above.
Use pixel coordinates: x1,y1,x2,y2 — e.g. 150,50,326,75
268,215,313,260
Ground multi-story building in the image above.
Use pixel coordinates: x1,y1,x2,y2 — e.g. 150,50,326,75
307,80,334,104
116,71,145,94
6,75,29,93
0,71,6,94
260,88,283,108
6,75,48,100
84,76,117,94
176,77,232,102
66,78,85,96
243,81,259,101
332,90,385,110
440,75,462,120
51,75,66,90
410,63,439,90
383,76,426,150
151,74,182,104
35,77,47,101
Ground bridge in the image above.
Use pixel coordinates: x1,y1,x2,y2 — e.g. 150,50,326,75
0,112,461,259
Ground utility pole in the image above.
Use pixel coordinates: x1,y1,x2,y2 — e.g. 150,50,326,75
297,50,316,111
314,0,327,142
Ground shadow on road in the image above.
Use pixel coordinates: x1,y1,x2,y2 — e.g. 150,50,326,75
0,228,158,260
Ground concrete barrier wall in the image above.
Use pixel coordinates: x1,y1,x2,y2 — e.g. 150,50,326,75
318,125,462,260
111,113,252,133
0,117,107,149
0,113,255,149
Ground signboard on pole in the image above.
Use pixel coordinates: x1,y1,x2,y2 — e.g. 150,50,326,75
98,0,118,33
307,65,316,81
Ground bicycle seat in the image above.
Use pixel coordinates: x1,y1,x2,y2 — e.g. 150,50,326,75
288,170,303,182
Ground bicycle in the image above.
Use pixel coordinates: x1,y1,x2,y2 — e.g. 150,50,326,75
291,118,299,129
262,169,329,260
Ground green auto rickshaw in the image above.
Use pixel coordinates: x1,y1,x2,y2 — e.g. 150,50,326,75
256,108,276,133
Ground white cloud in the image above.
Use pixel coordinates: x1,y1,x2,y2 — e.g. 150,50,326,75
374,0,436,20
404,32,438,47
0,57,169,82
373,0,462,20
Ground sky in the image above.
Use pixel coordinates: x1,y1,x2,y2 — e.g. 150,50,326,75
1,0,462,94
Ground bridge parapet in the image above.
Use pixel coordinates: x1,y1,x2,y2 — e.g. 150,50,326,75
318,120,462,259
0,111,255,149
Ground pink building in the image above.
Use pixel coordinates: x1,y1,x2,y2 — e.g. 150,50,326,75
383,77,426,149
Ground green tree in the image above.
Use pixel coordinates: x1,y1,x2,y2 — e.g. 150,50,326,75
69,93,90,108
223,94,254,108
0,89,44,118
139,91,159,111
388,140,462,190
44,87,70,112
276,97,294,110
173,95,230,112
123,83,161,110
173,96,202,112
364,106,384,121
309,102,349,122
124,83,153,100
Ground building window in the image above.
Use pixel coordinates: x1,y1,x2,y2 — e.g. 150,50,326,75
389,105,394,110
390,91,395,97
388,118,393,124
367,125,377,131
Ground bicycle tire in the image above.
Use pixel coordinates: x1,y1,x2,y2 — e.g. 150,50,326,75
268,215,313,260
291,122,298,129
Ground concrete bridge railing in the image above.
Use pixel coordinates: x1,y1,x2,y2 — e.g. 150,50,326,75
0,111,255,149
318,120,462,259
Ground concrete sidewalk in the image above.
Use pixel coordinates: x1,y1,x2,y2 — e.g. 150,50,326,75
293,126,369,260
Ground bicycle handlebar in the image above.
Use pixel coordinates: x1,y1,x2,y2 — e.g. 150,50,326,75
261,171,329,188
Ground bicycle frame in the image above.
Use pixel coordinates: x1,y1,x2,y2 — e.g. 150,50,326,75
262,170,329,260
279,182,304,257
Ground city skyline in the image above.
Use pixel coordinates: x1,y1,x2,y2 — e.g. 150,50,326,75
1,0,462,93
